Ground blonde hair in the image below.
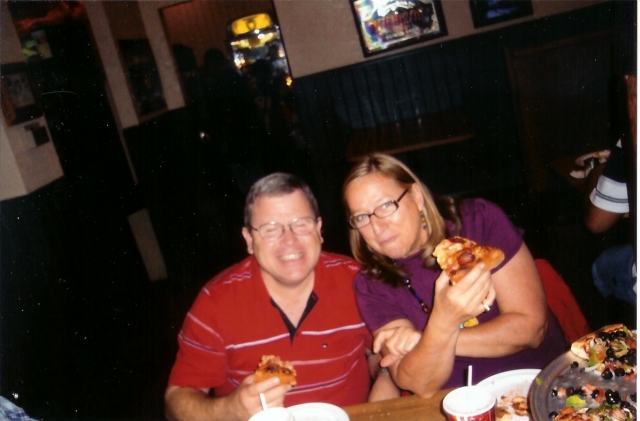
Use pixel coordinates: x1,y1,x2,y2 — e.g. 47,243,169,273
342,153,460,287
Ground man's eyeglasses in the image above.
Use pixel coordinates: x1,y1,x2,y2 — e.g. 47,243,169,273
249,217,318,241
349,189,409,229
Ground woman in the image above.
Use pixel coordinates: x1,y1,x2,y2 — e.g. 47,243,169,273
342,153,566,400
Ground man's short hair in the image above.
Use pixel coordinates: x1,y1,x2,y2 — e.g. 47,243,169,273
244,173,320,227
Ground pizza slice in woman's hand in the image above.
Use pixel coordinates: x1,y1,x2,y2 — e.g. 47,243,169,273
433,236,505,327
433,236,505,283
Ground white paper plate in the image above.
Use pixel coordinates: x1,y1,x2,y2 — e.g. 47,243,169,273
288,402,349,421
574,150,610,166
477,369,540,421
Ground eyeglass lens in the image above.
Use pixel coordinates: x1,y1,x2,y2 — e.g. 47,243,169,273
350,189,408,229
255,217,316,240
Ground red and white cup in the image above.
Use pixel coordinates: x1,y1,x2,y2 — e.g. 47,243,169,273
443,386,496,421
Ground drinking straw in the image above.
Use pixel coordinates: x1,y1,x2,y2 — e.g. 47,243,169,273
259,393,268,411
466,365,473,411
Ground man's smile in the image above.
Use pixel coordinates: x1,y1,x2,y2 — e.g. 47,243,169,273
280,252,303,261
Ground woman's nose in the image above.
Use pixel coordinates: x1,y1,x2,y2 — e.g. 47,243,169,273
369,216,385,234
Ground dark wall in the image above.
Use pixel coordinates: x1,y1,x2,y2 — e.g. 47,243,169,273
290,2,634,254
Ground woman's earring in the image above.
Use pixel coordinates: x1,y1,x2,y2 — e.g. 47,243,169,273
420,210,428,231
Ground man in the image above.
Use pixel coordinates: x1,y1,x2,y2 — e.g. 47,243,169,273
165,173,380,421
584,139,636,306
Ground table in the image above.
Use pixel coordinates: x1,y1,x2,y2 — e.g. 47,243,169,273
343,389,451,421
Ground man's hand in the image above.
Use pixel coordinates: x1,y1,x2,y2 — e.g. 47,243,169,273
165,375,291,421
230,375,291,418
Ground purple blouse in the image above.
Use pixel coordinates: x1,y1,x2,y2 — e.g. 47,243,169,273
354,198,566,388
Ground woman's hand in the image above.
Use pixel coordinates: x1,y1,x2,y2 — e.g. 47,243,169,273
432,263,496,327
373,325,422,355
373,325,422,367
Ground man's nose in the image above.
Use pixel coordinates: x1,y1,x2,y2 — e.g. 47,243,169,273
281,225,297,241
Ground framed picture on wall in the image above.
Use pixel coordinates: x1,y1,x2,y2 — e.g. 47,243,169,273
350,0,447,57
469,0,533,29
0,62,42,126
118,39,167,118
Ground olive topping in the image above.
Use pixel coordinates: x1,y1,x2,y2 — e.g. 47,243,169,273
615,329,626,338
549,412,558,419
624,404,638,417
591,389,600,399
571,361,579,368
566,387,575,396
550,388,558,397
601,368,613,379
614,367,626,377
605,391,621,405
606,348,617,358
631,393,637,403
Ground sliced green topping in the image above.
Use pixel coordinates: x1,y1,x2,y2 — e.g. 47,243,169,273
566,395,586,408
588,348,603,367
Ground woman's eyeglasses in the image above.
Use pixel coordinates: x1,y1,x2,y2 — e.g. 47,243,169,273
349,189,409,229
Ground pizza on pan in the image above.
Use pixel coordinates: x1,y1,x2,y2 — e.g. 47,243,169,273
546,325,637,421
570,324,636,378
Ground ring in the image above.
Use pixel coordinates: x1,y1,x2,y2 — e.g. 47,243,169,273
483,303,491,313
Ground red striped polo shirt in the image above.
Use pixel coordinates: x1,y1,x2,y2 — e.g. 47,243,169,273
168,252,372,407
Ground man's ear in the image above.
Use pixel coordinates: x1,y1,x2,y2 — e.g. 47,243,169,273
242,227,254,254
316,217,323,244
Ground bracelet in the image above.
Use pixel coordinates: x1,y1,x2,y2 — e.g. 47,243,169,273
377,367,389,377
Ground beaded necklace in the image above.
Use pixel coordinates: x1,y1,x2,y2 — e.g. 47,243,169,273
403,277,430,314
393,259,431,314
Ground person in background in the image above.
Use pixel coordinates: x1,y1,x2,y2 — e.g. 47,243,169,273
584,139,636,307
342,153,566,400
0,396,38,421
165,173,384,421
200,48,266,195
